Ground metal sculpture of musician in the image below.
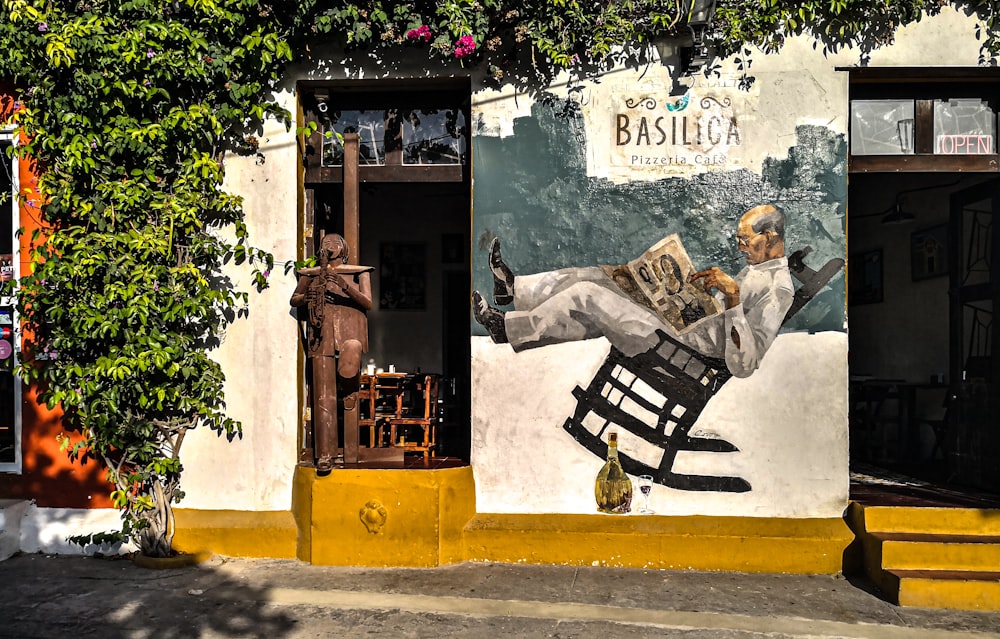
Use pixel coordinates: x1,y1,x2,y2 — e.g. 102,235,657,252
290,233,373,472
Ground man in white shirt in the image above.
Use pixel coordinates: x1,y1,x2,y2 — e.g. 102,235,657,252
473,204,795,378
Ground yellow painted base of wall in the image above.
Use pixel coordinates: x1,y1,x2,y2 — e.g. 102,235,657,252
173,466,853,574
172,508,298,559
464,513,853,573
292,464,477,566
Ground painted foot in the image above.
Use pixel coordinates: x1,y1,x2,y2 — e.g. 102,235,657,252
489,237,515,306
473,291,508,344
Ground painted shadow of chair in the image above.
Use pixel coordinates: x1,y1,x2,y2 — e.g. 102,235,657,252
562,247,844,493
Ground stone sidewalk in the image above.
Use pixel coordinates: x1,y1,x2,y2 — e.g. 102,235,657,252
2,553,999,638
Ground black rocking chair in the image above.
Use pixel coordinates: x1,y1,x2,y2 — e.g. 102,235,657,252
562,247,845,492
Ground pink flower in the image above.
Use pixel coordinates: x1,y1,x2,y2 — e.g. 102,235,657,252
37,22,47,32
406,25,432,43
146,48,155,58
454,35,476,59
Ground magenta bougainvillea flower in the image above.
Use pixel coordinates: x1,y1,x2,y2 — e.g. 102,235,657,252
406,25,432,43
454,35,476,58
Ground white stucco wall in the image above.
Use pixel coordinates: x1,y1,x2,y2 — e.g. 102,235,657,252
17,504,134,555
179,96,302,511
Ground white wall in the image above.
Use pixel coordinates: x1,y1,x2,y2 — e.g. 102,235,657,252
17,504,134,555
180,101,302,511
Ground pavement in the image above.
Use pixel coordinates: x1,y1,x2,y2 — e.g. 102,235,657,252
2,553,1000,639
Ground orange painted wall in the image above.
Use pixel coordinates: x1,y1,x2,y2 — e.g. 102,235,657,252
0,84,113,508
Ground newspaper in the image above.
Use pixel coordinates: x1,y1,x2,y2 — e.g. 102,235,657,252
601,234,721,334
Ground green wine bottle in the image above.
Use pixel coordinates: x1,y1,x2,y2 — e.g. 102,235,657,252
595,431,632,514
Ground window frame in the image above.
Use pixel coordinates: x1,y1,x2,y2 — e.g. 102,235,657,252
0,129,21,474
299,78,471,185
844,67,1000,173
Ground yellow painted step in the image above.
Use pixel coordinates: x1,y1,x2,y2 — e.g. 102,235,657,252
861,506,1000,535
889,569,1000,611
878,533,1000,572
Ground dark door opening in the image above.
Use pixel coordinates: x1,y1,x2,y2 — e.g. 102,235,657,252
307,181,472,462
848,172,999,493
297,78,473,465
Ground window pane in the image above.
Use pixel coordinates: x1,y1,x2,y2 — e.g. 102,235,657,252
402,109,467,165
934,99,996,155
321,110,387,167
321,107,468,167
850,99,914,155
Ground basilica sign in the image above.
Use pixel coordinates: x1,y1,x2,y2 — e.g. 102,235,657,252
612,92,743,170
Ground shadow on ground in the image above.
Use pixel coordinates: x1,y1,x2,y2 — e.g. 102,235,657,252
0,553,296,639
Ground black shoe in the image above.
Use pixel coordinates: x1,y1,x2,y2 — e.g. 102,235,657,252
473,291,508,344
489,237,515,306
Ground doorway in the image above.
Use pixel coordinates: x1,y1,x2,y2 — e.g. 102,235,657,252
298,77,473,464
848,172,998,491
305,180,472,461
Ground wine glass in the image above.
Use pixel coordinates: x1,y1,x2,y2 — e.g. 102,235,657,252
637,475,655,514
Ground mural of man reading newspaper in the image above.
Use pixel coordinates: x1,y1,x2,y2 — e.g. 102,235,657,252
473,204,793,379
470,203,844,495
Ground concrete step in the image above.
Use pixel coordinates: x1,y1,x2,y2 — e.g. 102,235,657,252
848,502,1000,610
876,532,1000,572
861,505,1000,535
888,569,1000,611
0,499,29,560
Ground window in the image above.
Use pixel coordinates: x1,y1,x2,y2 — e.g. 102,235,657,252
845,67,1000,172
300,79,471,184
850,100,915,155
0,131,20,472
320,109,467,167
934,99,995,154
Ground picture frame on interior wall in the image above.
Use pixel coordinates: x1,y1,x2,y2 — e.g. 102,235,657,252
910,224,949,281
379,242,426,310
850,249,883,305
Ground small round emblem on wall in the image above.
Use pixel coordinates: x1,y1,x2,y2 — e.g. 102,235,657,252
359,500,388,534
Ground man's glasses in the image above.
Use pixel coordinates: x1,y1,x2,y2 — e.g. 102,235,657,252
736,232,757,247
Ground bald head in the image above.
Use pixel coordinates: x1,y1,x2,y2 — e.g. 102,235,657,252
737,205,785,265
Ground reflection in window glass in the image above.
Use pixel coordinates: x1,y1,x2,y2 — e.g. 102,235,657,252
934,99,995,155
321,108,467,167
402,109,466,165
850,100,914,155
322,111,387,167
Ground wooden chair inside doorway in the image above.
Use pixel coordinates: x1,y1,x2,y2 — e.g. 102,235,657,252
387,374,439,460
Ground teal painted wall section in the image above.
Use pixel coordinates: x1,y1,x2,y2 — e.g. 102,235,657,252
471,99,846,335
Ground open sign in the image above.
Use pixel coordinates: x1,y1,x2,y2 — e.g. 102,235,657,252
937,134,993,154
